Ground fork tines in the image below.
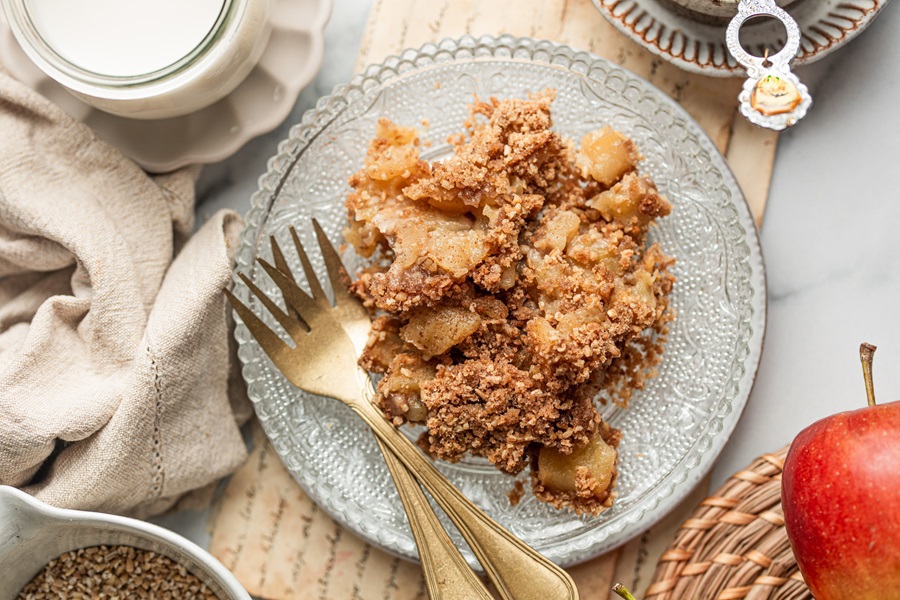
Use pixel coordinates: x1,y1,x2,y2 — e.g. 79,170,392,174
225,219,353,357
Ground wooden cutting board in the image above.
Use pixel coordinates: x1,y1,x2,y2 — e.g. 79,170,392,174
207,1,776,598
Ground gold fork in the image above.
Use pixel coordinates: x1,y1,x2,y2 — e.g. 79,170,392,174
227,249,490,600
226,221,580,600
268,223,491,600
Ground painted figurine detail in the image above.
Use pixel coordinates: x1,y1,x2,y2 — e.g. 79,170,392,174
751,74,803,117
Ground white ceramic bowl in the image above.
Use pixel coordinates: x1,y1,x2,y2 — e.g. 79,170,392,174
0,486,249,599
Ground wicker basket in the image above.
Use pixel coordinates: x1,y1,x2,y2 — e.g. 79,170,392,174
646,446,812,600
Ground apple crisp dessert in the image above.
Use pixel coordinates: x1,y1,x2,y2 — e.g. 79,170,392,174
344,91,675,514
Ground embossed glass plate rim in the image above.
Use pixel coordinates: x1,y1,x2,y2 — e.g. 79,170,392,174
232,34,768,566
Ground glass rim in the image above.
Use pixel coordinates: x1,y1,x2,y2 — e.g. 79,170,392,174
1,0,236,92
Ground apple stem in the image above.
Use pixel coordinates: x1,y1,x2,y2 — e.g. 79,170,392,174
613,583,639,600
860,343,877,407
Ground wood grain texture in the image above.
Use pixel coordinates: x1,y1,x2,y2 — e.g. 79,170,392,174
208,423,429,600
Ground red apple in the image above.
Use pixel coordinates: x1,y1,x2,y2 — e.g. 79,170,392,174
782,343,900,600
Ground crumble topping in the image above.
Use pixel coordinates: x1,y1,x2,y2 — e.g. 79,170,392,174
344,90,675,514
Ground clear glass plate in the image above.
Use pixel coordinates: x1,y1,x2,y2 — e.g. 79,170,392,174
233,35,767,567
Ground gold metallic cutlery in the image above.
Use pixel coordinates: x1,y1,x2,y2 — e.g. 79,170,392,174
267,224,492,600
226,220,579,600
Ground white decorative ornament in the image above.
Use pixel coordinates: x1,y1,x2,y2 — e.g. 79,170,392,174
726,0,812,130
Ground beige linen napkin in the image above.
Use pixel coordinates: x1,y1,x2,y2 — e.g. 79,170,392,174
0,71,251,518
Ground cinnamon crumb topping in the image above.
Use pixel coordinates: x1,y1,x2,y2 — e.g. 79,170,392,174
344,91,675,514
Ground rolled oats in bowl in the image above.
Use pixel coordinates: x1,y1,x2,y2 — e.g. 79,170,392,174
0,486,249,600
18,545,219,599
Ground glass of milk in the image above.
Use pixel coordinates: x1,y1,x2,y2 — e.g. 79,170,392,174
1,0,272,119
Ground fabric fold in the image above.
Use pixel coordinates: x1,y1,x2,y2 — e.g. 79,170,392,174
0,71,250,517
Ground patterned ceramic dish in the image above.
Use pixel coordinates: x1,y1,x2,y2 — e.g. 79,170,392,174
591,0,891,77
232,35,767,567
0,0,330,172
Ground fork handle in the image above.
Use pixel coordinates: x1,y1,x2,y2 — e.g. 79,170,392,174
377,439,495,600
352,388,579,600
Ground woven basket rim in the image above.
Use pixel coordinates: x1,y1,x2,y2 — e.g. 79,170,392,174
646,445,811,600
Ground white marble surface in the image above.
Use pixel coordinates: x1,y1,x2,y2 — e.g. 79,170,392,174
710,4,900,487
168,0,900,557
